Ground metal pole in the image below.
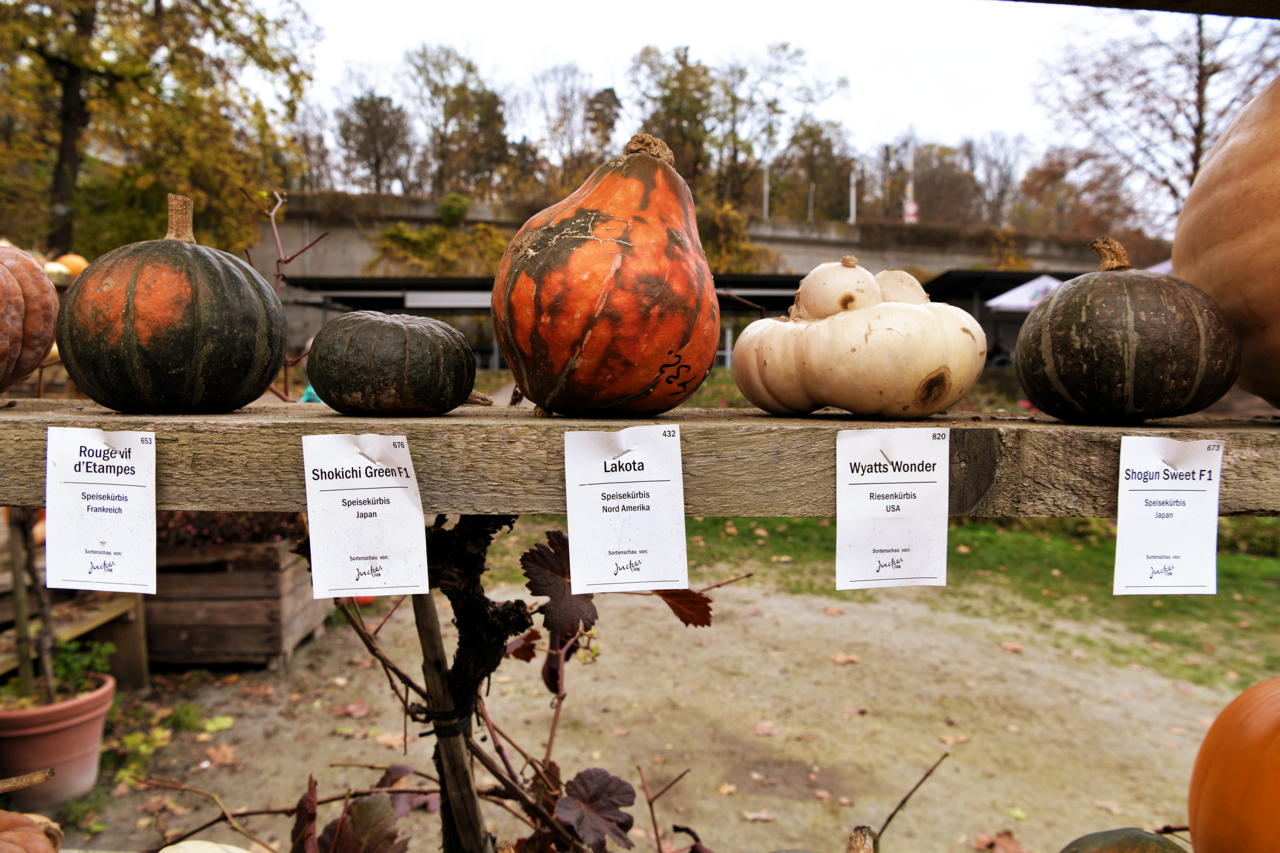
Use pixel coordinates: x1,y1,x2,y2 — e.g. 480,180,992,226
762,163,770,220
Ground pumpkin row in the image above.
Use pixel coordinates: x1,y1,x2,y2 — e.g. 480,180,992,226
0,121,1253,422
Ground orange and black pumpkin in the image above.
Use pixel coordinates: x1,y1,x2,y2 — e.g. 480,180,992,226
0,248,58,392
57,194,286,414
1058,827,1184,852
491,134,719,416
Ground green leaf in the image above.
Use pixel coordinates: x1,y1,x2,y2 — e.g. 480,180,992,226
203,715,235,732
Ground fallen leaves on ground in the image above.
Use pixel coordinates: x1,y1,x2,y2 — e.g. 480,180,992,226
374,732,407,750
203,715,235,733
204,744,236,766
972,829,1027,852
740,810,776,823
829,652,861,665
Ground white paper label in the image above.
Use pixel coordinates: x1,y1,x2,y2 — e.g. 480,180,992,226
45,427,157,593
1114,436,1222,595
564,425,688,594
836,428,950,590
302,434,429,599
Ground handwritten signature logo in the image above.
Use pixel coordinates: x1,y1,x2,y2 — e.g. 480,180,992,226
658,350,696,396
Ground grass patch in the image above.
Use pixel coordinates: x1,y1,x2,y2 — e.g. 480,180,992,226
481,515,1280,690
944,519,1280,688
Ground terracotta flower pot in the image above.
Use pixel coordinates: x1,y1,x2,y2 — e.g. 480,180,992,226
0,674,115,809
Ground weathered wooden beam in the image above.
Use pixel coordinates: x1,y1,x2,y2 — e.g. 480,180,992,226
1,399,1276,517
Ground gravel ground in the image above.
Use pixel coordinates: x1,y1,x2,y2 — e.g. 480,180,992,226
56,580,1229,853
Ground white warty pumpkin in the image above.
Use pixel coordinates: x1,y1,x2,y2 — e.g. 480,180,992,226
731,256,986,417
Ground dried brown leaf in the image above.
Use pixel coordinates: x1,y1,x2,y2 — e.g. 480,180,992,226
656,589,712,627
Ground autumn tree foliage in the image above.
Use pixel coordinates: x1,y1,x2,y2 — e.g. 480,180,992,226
0,0,311,256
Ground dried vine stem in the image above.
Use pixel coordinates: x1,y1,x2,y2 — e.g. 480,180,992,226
465,736,588,853
876,751,950,840
637,765,691,853
142,776,276,851
0,768,53,795
334,597,428,703
237,187,328,401
140,778,441,849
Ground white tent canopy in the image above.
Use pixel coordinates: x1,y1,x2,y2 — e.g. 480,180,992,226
985,274,1064,312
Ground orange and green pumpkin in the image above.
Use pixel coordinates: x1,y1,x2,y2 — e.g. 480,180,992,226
490,134,719,417
0,247,58,392
1058,828,1184,852
57,194,286,414
1014,237,1240,424
1188,677,1280,852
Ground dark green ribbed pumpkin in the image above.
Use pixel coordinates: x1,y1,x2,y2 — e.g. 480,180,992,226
307,311,475,416
1059,827,1185,852
1014,237,1241,424
57,194,286,414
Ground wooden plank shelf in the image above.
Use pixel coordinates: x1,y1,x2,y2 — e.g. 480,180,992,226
0,398,1277,518
0,592,149,689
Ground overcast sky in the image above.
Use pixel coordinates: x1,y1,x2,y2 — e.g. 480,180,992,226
294,0,1185,155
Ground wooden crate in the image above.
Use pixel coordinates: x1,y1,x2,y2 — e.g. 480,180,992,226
145,541,331,667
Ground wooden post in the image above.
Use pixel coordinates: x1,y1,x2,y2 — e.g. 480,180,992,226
411,591,493,853
89,595,150,690
6,509,34,696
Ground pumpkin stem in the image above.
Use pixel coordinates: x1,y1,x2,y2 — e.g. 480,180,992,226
624,134,676,167
840,255,860,268
164,194,197,244
1090,236,1131,271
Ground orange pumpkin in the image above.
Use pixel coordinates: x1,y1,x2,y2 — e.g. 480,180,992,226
491,134,719,416
56,194,285,413
0,810,60,853
54,253,89,277
1173,76,1280,407
0,248,58,392
1187,677,1280,852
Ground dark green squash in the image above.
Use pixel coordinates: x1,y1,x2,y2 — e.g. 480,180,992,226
57,194,286,414
1059,827,1185,852
1014,237,1240,424
307,311,475,416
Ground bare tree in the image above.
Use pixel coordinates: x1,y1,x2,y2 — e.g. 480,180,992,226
1039,13,1280,224
531,63,608,191
962,133,1029,226
289,100,335,192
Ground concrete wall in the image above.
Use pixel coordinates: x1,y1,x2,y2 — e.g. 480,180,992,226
247,192,1099,282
